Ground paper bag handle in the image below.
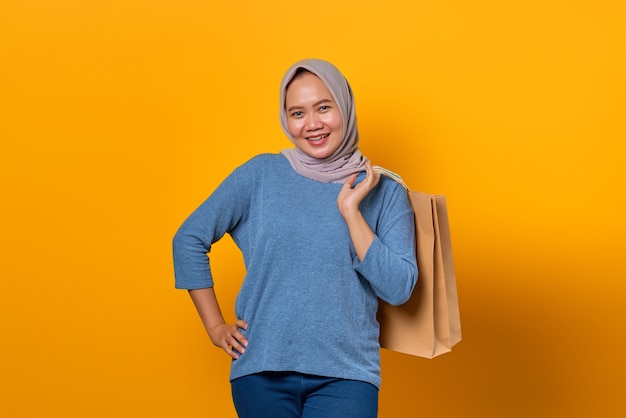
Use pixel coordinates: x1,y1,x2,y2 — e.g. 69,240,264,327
372,165,409,191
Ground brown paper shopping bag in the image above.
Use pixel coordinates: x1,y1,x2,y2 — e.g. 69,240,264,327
374,168,461,358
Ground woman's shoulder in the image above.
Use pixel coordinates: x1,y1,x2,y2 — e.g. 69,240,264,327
377,172,409,194
225,153,291,186
231,153,287,174
371,172,412,210
239,153,286,168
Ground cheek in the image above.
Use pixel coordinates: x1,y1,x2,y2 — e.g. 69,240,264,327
287,120,302,138
328,111,343,131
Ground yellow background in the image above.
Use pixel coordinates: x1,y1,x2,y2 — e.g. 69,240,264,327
1,1,625,417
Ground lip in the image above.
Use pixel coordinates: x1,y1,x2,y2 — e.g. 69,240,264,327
306,133,330,144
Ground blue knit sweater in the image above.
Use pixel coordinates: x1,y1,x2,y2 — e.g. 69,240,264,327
173,154,417,388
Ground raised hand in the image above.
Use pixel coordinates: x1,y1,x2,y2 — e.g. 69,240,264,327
336,162,381,217
336,162,380,261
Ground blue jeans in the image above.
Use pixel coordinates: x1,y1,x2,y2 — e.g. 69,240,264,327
231,372,378,418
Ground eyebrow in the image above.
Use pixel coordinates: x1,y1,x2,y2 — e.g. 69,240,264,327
287,99,333,113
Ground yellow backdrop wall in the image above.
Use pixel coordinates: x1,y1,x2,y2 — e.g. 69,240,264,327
1,1,625,417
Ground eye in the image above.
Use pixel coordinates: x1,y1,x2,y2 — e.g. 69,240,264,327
319,105,330,112
291,111,304,118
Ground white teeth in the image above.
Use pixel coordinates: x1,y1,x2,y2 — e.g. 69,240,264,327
308,134,328,141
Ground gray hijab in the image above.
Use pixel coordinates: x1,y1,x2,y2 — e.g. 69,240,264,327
279,59,367,184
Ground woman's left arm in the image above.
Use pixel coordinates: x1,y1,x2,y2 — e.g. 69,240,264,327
337,162,417,305
336,163,381,262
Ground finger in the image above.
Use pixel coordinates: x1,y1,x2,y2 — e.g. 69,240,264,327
371,170,381,186
228,341,246,357
364,163,380,188
231,329,248,348
358,167,375,190
223,333,246,358
343,173,358,189
224,345,241,360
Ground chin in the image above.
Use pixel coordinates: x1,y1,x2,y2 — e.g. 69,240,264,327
306,149,334,159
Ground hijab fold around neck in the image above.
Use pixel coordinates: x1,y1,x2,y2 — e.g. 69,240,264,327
280,59,367,184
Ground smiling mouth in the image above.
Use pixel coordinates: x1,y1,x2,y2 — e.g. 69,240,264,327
306,133,329,142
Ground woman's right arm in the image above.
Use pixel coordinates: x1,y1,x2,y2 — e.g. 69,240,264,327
174,161,255,359
189,287,248,360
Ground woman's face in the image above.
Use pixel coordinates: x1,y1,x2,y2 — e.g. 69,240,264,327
285,72,344,160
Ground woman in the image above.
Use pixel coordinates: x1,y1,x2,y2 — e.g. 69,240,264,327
173,59,417,417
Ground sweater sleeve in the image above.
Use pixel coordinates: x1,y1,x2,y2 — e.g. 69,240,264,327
354,183,418,306
172,166,249,290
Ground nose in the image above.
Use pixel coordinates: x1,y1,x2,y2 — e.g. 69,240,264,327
305,113,323,131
